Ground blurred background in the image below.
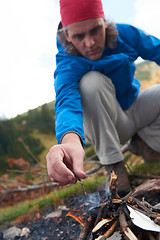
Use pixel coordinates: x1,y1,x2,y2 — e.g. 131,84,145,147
0,0,160,119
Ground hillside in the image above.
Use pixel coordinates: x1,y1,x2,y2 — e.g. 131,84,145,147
0,103,56,171
135,60,160,89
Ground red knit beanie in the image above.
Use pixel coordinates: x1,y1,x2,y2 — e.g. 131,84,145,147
60,0,105,27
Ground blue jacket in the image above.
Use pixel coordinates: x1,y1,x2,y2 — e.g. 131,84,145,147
54,23,160,146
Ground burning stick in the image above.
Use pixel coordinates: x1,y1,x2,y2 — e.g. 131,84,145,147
78,215,97,240
109,170,119,199
96,220,118,240
92,218,113,233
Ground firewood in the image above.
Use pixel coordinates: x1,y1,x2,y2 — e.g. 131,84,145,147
132,179,160,197
156,232,160,240
119,209,128,228
128,197,159,218
154,216,160,225
148,232,157,240
93,203,106,227
78,215,96,240
92,218,113,233
121,226,138,240
109,171,119,199
78,172,160,240
119,209,138,240
97,220,118,240
127,202,160,224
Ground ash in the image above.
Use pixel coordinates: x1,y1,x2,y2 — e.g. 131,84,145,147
7,191,106,240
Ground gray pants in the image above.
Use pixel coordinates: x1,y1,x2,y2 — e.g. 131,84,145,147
79,71,160,165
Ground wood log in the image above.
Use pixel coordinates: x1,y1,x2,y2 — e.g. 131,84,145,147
78,215,96,240
119,209,138,240
132,179,160,198
97,220,118,240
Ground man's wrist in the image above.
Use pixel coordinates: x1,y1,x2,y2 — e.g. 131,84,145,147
61,132,83,145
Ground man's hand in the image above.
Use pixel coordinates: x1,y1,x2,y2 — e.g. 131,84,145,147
46,133,86,186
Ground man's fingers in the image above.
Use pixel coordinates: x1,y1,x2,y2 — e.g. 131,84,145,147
47,148,76,185
72,155,86,180
49,166,75,185
46,139,86,186
53,160,75,180
54,166,76,184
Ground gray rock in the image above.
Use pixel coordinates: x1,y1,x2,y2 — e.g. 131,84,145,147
21,227,30,237
44,210,62,219
3,227,21,240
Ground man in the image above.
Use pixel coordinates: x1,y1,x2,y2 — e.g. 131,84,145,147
46,0,160,196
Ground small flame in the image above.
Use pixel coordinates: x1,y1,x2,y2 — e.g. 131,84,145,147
66,211,84,226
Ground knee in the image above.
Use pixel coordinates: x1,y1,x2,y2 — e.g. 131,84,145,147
79,71,114,98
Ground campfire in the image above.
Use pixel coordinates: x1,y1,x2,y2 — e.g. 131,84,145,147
76,171,160,240
1,172,160,240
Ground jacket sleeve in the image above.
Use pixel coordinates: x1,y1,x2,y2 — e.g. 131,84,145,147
117,24,160,65
54,50,90,146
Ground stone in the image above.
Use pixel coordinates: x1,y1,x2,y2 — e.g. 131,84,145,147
21,227,30,237
3,227,21,240
44,210,62,219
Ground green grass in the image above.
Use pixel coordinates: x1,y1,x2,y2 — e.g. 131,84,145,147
0,175,106,223
130,161,160,176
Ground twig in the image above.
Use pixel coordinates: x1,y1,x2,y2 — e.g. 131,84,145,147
84,154,97,161
110,171,119,199
127,203,158,220
131,197,159,216
119,209,138,240
84,160,99,165
6,169,48,176
130,173,160,179
121,226,138,240
86,168,105,177
0,182,57,205
99,220,118,240
18,137,46,169
85,164,102,175
94,203,107,227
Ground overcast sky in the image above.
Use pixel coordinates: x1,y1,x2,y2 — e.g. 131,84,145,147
0,0,160,119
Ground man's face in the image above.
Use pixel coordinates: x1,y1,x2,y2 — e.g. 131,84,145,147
64,18,107,61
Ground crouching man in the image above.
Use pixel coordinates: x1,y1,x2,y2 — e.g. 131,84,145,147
46,0,160,196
